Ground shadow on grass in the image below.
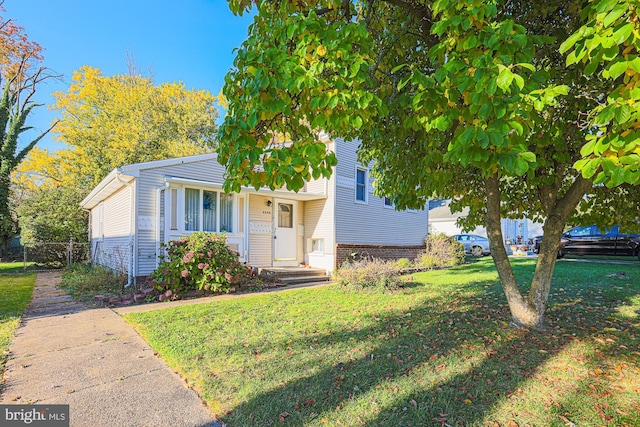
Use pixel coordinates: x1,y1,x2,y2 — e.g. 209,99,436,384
212,263,639,426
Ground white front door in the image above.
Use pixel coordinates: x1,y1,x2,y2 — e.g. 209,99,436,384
274,199,297,266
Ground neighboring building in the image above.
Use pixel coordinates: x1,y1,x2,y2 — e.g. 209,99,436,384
428,199,543,245
81,138,429,284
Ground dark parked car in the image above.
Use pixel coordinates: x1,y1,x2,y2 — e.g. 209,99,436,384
534,225,640,260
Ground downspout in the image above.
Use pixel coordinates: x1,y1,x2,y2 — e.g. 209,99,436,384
81,207,91,265
115,171,135,288
156,183,170,268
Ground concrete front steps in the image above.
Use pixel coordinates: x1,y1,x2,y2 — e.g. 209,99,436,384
257,267,331,286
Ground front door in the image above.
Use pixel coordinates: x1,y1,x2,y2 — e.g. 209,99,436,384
274,199,297,266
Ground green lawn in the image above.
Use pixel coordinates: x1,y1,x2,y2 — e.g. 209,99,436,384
124,259,640,426
0,274,35,375
0,262,36,274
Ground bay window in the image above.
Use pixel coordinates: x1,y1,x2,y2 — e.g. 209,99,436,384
181,187,234,233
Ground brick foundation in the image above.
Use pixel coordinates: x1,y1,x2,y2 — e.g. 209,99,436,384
335,244,425,269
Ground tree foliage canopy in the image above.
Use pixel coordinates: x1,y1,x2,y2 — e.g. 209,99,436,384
219,0,639,328
0,3,53,254
17,186,87,245
17,66,220,191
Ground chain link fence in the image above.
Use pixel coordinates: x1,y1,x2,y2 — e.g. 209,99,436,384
18,239,89,271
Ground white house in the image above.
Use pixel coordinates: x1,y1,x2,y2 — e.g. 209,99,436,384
428,199,543,244
81,138,429,284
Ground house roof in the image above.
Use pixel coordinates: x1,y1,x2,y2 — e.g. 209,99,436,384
428,200,469,222
165,176,327,201
80,153,327,209
80,153,219,210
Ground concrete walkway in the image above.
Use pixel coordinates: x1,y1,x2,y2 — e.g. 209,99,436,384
0,271,221,427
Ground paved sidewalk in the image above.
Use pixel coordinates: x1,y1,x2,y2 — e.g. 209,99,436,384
1,271,221,427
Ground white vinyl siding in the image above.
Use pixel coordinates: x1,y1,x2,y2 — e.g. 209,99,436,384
304,174,335,272
92,185,131,273
248,194,272,266
135,158,227,275
334,138,429,246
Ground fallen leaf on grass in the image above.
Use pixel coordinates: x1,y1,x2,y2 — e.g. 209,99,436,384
557,414,576,427
279,412,290,423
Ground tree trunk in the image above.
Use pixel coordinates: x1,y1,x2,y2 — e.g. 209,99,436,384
485,174,592,329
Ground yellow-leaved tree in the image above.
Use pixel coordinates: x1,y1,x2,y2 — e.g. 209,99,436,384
17,65,219,191
13,65,220,250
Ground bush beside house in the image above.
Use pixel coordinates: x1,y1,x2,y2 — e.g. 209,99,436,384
150,233,249,298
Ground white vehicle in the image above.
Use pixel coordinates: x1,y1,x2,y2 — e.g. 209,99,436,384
453,234,491,257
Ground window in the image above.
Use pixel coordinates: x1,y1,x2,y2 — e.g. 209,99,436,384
203,190,217,231
220,193,233,232
182,187,234,233
311,239,324,253
278,203,293,228
238,197,245,233
570,226,593,237
384,196,417,212
185,188,200,231
355,167,367,203
170,188,178,230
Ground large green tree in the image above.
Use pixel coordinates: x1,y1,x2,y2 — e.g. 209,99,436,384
218,0,640,329
0,4,54,257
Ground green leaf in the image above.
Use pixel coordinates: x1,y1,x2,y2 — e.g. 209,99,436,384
559,30,583,55
594,104,616,125
478,103,491,119
623,167,640,184
629,57,640,73
509,121,524,135
489,131,503,146
603,4,627,28
513,74,525,90
433,116,449,131
514,157,529,175
520,151,536,162
580,137,598,157
613,23,634,44
515,62,535,72
595,0,617,14
391,63,406,73
615,104,631,124
496,68,513,91
398,75,411,91
607,61,628,79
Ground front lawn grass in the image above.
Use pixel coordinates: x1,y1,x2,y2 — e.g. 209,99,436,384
0,274,35,375
124,259,640,426
0,262,36,274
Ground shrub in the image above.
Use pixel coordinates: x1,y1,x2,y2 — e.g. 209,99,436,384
417,233,465,267
336,258,403,292
150,232,249,296
395,258,413,269
60,263,123,302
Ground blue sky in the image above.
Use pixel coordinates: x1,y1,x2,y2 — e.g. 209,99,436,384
5,0,254,152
